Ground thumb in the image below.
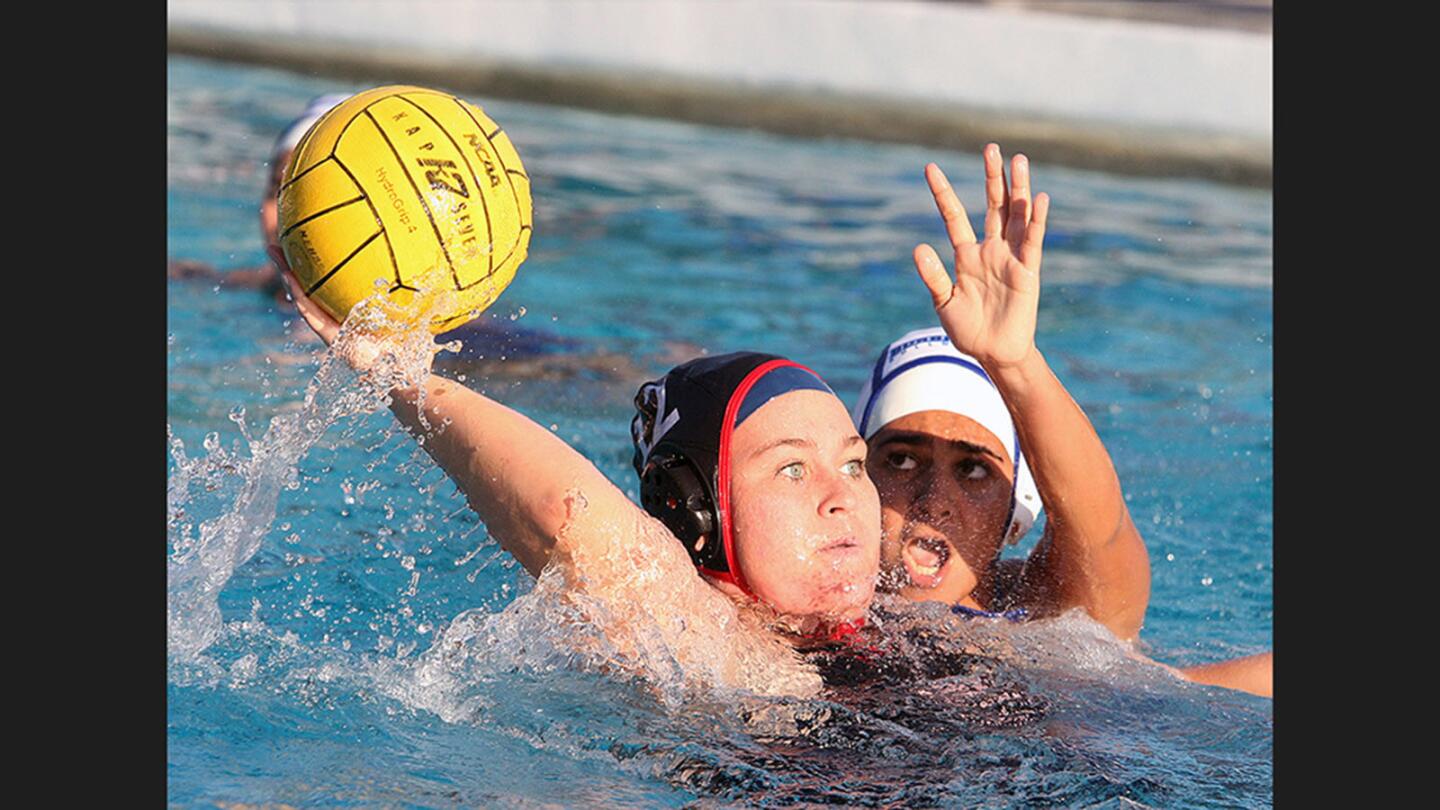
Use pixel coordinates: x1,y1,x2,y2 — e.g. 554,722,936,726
913,244,954,309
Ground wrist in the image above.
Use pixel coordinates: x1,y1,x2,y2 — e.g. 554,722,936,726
983,346,1046,389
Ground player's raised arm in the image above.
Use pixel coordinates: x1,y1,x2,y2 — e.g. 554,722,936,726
1179,652,1272,698
275,255,665,583
912,146,1150,641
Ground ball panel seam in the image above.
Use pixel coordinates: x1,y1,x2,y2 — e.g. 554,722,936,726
359,107,459,291
396,93,496,288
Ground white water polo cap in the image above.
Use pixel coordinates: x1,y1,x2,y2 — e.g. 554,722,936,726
853,327,1042,544
273,93,352,158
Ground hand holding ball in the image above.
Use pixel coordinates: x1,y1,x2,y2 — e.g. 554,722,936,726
277,86,532,333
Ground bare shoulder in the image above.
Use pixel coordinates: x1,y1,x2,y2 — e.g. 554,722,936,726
549,483,719,607
553,494,820,695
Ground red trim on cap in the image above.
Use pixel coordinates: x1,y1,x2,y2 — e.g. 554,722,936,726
713,358,825,600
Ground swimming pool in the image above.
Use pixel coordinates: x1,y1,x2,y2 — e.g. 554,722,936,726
167,54,1272,807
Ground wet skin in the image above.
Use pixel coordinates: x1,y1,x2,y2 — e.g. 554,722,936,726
726,390,882,624
866,410,1015,609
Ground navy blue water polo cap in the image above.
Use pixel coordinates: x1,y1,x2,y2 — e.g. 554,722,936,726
631,352,835,596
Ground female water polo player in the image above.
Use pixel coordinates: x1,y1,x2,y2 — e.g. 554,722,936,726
859,148,1270,696
859,326,1272,696
858,147,1151,641
275,248,886,695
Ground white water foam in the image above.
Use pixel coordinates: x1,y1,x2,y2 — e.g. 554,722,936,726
167,291,452,663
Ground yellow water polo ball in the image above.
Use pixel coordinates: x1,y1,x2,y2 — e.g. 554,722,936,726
277,85,532,333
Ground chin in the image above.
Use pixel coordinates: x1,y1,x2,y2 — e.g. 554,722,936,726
816,575,877,621
768,578,873,623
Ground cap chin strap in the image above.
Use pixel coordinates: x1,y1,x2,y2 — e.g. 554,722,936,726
815,616,866,642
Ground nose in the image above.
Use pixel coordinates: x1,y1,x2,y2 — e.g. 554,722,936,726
913,468,960,523
818,466,859,517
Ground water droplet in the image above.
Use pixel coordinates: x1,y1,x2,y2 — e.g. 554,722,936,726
1200,576,1213,586
1166,553,1175,562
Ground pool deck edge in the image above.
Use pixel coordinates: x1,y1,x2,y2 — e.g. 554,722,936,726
168,27,1271,188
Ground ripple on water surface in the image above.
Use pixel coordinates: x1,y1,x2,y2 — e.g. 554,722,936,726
167,55,1271,807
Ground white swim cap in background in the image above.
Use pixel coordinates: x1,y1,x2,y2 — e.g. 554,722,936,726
273,93,351,159
853,327,1042,544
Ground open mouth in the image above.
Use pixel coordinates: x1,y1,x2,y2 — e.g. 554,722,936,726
901,533,952,588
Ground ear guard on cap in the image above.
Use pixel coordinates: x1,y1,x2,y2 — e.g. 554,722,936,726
638,451,726,572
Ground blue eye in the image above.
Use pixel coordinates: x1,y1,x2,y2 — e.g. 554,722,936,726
779,462,806,480
841,459,864,477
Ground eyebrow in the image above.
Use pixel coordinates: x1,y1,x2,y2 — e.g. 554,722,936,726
748,434,864,460
874,431,1003,461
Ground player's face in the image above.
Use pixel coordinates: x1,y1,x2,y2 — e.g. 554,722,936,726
866,411,1014,605
728,391,880,624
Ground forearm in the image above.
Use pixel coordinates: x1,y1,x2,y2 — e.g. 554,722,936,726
1179,652,1272,698
276,258,639,582
991,349,1149,638
388,374,628,578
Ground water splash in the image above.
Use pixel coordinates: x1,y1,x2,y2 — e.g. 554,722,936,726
167,291,451,663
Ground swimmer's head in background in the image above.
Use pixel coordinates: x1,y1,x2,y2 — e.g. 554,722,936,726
273,93,352,165
262,94,353,248
853,327,1041,544
631,353,836,596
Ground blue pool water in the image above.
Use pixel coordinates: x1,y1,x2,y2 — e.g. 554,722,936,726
167,55,1272,807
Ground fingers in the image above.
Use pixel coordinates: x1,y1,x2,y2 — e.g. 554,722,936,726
983,144,1008,242
1006,154,1031,252
913,244,954,309
1019,192,1049,269
275,261,342,345
924,163,977,248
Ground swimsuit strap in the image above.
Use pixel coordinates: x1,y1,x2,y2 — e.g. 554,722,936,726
951,604,1029,623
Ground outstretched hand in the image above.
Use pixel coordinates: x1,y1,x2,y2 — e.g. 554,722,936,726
913,144,1049,370
269,245,386,372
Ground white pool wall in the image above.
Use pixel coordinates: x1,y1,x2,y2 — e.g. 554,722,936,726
168,0,1271,181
